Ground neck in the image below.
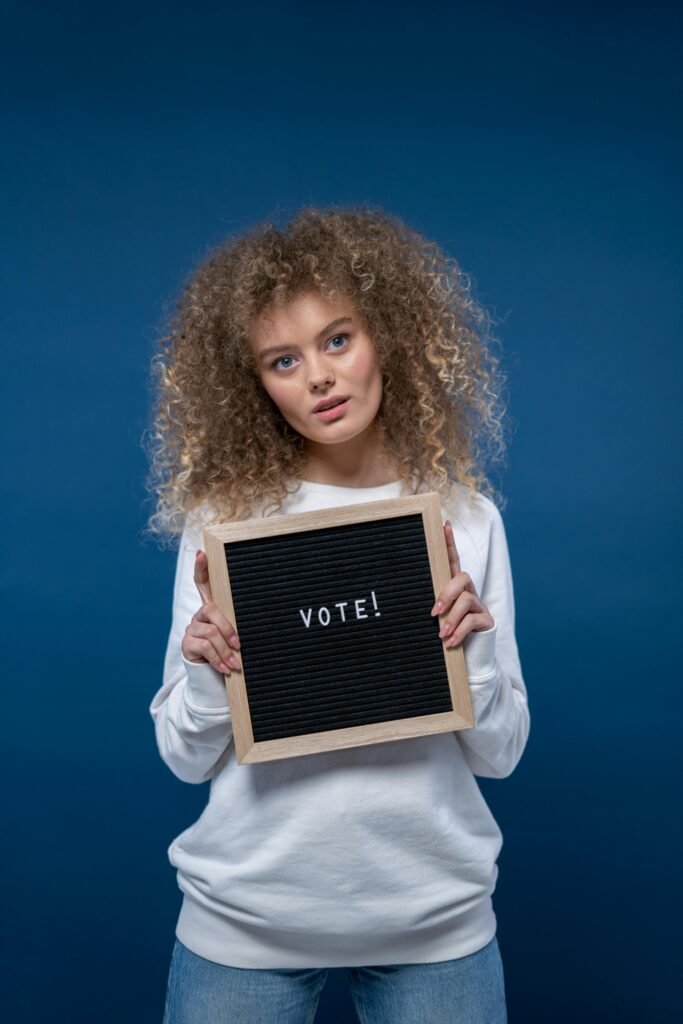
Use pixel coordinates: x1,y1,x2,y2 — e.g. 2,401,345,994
301,423,401,488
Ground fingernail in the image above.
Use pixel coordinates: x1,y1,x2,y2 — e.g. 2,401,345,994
230,637,241,650
229,657,241,670
439,623,453,638
432,601,443,616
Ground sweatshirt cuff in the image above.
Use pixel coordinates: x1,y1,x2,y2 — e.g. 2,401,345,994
463,624,498,682
182,654,231,712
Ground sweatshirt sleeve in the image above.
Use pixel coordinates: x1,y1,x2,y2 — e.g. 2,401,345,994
455,499,531,779
148,516,234,784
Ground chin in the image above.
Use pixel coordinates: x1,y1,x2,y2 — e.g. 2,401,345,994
289,401,379,442
319,422,376,445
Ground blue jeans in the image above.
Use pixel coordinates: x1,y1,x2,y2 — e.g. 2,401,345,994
162,934,507,1023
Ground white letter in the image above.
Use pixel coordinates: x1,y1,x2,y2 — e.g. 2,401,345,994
334,601,349,622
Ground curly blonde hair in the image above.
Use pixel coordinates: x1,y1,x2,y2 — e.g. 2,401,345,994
142,204,512,546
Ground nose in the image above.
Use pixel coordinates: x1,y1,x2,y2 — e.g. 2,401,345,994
308,354,335,391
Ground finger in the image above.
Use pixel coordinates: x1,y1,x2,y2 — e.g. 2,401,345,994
194,601,242,650
438,590,484,638
183,632,230,673
188,618,239,667
431,569,477,617
431,522,462,616
194,549,213,607
445,609,495,648
444,520,461,576
185,621,242,671
185,635,237,675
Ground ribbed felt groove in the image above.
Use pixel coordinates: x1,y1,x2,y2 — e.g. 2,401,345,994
250,691,453,728
247,678,450,710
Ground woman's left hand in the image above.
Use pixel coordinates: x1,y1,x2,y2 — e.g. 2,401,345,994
430,519,495,647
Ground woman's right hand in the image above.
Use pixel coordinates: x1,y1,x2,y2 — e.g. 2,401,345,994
182,550,242,675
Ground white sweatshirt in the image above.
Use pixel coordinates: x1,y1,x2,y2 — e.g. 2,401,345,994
149,477,530,969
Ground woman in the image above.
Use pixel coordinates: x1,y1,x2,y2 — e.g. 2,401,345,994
145,204,530,1023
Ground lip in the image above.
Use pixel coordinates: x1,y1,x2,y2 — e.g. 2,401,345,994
313,397,350,421
312,394,350,413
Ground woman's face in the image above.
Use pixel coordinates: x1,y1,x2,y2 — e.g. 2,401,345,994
248,291,384,449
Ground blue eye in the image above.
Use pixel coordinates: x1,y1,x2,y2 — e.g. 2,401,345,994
271,334,349,371
328,334,349,349
272,354,295,370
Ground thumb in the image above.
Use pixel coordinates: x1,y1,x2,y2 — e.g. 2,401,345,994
444,520,461,577
194,549,213,605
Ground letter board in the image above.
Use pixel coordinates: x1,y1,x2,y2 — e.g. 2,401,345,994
202,492,474,764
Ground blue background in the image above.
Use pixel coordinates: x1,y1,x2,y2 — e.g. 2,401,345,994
3,1,681,1021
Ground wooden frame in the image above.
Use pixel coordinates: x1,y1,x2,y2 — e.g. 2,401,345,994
203,492,474,764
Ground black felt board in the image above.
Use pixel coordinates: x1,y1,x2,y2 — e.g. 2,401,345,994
224,513,452,742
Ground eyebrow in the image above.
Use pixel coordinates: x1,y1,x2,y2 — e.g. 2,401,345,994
257,317,353,361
